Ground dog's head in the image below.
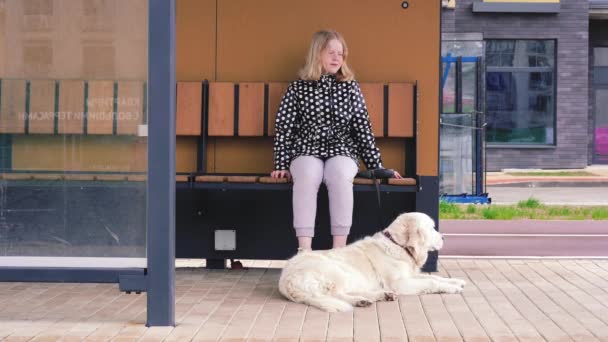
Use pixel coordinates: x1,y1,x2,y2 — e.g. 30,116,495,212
384,212,443,267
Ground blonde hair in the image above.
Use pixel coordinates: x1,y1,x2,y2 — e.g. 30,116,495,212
298,30,355,82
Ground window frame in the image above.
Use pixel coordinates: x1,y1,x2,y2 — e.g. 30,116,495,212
485,38,558,148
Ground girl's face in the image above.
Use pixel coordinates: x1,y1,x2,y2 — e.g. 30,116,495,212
320,39,344,75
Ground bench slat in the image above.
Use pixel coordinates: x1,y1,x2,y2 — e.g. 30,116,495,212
388,83,414,138
0,79,27,134
359,83,384,137
58,80,85,134
116,81,145,135
208,82,235,136
259,176,289,184
28,80,56,134
388,178,417,186
353,178,381,185
87,81,115,135
175,175,189,182
195,175,227,183
267,83,289,136
238,83,265,136
64,174,97,181
227,175,259,183
176,82,202,136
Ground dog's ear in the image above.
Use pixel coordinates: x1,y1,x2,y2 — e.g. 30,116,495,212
405,222,428,266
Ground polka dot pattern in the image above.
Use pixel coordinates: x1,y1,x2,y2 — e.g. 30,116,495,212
273,74,383,171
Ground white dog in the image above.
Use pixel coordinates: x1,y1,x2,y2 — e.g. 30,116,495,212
278,212,466,312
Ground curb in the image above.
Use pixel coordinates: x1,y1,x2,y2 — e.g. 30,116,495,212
488,181,608,187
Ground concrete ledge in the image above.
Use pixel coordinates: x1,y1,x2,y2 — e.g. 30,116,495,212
472,2,560,13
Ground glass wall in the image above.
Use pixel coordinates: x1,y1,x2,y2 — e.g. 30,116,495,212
0,0,148,267
485,40,556,145
594,47,608,164
440,40,483,195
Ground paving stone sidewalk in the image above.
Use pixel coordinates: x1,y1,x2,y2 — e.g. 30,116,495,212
2,259,608,341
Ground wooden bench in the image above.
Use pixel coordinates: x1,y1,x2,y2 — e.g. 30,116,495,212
174,80,423,268
0,79,146,135
0,78,428,268
175,80,419,190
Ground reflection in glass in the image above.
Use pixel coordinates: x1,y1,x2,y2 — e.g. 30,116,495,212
486,72,554,144
0,0,148,263
486,40,554,68
485,39,555,145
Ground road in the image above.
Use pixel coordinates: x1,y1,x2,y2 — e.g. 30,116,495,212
440,220,608,257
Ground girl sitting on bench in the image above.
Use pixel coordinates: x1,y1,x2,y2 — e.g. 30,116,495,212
271,29,402,252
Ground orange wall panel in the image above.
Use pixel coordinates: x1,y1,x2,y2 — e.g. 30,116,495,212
176,0,216,81
214,0,439,175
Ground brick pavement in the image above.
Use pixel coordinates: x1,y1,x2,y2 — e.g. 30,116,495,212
1,259,608,341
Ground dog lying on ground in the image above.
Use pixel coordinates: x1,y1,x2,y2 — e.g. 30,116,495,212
278,212,466,312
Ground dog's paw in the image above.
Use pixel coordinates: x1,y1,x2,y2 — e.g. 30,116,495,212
355,300,373,307
444,285,464,294
384,292,397,301
451,278,467,288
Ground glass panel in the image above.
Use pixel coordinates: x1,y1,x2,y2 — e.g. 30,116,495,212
594,48,608,67
0,0,148,266
486,40,515,67
487,40,554,68
595,89,608,163
462,62,477,113
442,62,456,113
595,67,608,85
486,71,555,144
440,113,474,195
441,40,483,114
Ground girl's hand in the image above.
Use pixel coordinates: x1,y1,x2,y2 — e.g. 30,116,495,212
393,170,403,179
271,170,291,180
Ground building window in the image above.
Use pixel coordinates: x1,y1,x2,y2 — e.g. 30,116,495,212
485,39,556,145
83,44,115,78
23,0,52,16
23,42,52,76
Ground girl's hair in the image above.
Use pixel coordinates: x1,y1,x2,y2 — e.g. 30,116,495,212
298,29,355,82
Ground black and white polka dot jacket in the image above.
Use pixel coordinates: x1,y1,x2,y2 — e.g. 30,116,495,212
273,74,383,171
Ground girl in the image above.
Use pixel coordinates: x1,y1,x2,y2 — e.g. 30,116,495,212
271,29,401,251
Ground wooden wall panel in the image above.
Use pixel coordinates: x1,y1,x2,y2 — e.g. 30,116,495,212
208,82,234,136
57,80,85,134
176,82,202,136
375,138,406,177
238,82,264,136
215,0,439,175
176,136,198,173
28,80,55,134
11,135,145,172
87,81,114,135
359,83,384,137
388,83,414,138
176,0,216,81
267,82,288,136
116,81,144,135
212,137,274,173
0,79,26,133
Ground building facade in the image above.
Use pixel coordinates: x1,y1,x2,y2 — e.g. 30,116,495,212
442,0,608,171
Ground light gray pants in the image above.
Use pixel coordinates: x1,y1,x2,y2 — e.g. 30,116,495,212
289,156,358,238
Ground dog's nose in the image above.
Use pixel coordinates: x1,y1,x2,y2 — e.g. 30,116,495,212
441,236,445,241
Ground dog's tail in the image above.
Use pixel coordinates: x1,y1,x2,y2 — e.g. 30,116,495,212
279,273,352,312
299,295,352,312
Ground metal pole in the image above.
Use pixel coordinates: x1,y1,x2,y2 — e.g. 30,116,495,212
147,0,176,327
